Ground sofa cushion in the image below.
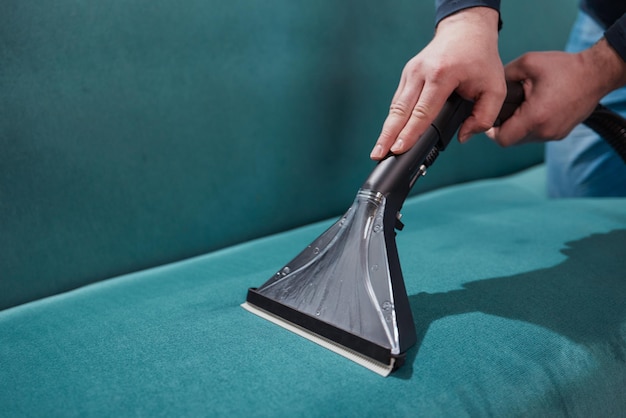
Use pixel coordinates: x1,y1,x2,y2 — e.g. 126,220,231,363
2,165,625,416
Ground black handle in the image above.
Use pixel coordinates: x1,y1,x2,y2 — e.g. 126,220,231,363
494,81,524,127
362,93,470,196
363,81,526,198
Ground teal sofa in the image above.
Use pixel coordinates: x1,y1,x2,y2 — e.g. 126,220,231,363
2,1,625,416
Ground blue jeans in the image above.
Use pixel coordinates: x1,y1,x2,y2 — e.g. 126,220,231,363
545,11,626,197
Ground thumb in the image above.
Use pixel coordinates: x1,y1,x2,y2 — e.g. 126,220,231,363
458,86,506,143
503,54,533,82
490,102,532,146
492,63,534,146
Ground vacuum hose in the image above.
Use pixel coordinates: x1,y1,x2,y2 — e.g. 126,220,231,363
583,103,626,163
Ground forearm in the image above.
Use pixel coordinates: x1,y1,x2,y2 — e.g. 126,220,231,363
581,36,626,98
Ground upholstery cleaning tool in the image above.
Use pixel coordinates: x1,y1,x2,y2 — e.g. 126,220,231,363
243,81,626,376
241,82,522,376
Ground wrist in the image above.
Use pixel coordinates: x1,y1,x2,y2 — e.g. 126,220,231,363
435,7,500,51
580,38,626,99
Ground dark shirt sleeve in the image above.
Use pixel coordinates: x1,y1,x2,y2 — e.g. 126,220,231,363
604,14,626,62
435,0,501,25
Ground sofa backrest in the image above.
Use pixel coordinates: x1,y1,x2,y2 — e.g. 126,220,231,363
0,0,577,310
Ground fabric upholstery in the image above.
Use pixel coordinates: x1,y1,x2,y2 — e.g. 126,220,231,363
2,166,625,416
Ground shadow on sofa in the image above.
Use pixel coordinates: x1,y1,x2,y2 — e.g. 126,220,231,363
399,229,626,379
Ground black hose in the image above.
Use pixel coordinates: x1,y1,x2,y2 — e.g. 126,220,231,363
583,104,626,164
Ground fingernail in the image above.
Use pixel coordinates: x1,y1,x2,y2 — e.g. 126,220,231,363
390,138,404,153
370,144,384,160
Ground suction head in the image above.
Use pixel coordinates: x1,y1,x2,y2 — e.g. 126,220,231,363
244,189,416,375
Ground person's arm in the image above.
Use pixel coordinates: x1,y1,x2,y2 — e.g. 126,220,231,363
487,18,626,146
370,5,505,160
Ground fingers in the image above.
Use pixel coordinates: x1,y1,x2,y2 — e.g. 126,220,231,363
371,80,503,158
390,80,456,154
488,60,533,146
457,80,507,143
489,97,533,146
501,55,529,83
371,78,456,160
371,68,507,159
485,114,533,147
370,78,424,160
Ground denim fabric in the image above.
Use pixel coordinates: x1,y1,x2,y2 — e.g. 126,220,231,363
546,11,626,197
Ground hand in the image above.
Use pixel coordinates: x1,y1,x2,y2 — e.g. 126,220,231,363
488,38,626,146
370,7,506,160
